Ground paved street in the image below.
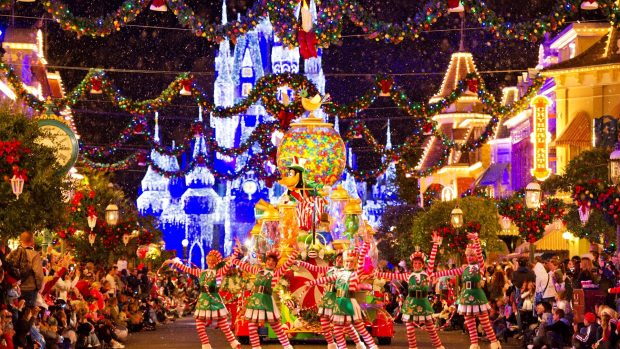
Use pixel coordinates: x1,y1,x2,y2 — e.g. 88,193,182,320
125,317,523,348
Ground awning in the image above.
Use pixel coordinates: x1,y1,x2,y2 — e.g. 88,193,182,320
534,229,571,251
555,112,592,147
477,163,509,186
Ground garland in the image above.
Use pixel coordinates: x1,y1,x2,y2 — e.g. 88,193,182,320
497,193,565,242
423,183,443,207
9,0,617,46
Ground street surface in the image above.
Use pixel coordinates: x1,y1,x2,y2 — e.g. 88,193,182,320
125,317,523,348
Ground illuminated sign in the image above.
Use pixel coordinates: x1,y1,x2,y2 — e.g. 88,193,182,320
530,95,551,181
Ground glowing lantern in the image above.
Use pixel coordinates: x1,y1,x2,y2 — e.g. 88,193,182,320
525,182,542,209
88,232,96,245
10,175,24,199
450,207,463,228
329,185,350,244
105,204,119,226
87,215,97,231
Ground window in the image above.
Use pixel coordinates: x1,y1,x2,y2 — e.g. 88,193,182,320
241,83,252,97
241,67,253,78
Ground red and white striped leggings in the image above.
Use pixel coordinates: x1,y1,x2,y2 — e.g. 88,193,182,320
319,316,363,345
405,320,443,349
464,313,497,345
333,321,376,349
195,318,237,346
247,321,291,349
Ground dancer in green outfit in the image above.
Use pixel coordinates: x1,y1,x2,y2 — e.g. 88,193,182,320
233,247,298,349
434,233,501,349
163,250,240,349
375,233,445,349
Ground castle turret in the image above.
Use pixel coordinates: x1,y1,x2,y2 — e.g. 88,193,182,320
137,112,171,216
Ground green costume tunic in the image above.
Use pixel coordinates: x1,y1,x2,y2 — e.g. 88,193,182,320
332,270,362,324
402,271,434,322
245,270,280,322
318,266,340,315
194,270,228,320
457,264,490,315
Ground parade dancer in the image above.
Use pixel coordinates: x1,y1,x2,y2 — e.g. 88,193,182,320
296,253,365,349
307,241,378,349
434,233,501,349
375,233,445,349
233,247,299,349
163,250,241,349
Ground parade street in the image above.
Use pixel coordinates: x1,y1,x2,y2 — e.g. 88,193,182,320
126,317,522,349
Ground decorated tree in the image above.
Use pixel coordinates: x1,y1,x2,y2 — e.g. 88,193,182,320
0,106,69,238
407,196,502,261
543,148,611,193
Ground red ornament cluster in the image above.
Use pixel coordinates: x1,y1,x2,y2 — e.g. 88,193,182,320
0,138,30,182
498,195,564,243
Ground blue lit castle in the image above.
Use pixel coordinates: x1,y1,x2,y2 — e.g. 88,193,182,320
137,1,394,267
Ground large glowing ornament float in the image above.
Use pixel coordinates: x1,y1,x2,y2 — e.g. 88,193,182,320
277,94,346,187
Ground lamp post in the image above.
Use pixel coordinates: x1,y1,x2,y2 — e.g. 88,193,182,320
609,143,620,247
525,181,542,262
105,204,119,226
181,238,189,265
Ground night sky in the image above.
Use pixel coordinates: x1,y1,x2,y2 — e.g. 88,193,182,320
1,0,608,198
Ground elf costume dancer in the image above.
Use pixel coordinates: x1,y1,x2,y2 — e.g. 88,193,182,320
307,241,378,349
434,233,501,349
375,233,445,349
233,248,299,349
163,250,240,349
296,253,365,349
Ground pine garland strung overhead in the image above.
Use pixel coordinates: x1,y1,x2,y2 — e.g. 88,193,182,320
4,0,617,46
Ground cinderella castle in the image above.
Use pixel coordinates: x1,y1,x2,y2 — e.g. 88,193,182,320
136,1,397,267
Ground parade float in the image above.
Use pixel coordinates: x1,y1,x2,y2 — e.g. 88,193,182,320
229,95,394,344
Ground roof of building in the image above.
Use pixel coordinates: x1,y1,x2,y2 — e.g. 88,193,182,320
554,112,592,147
544,27,620,72
477,163,509,186
430,52,480,103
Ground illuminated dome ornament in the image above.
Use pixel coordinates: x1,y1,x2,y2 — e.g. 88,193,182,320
277,117,346,186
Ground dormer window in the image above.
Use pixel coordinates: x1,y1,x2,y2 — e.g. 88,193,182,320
241,67,253,78
242,83,252,97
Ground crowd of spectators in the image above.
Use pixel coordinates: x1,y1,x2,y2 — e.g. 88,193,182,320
0,232,197,349
378,247,620,349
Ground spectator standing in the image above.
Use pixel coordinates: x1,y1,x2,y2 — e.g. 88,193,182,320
7,232,44,307
534,255,550,305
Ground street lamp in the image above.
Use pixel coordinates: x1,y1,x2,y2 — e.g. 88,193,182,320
181,238,189,264
525,181,542,209
105,204,119,226
10,175,24,200
609,144,620,247
450,207,464,229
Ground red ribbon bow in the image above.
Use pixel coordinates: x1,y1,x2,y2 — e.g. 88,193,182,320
90,78,102,92
379,79,393,95
298,31,318,59
277,110,295,130
448,0,461,9
467,79,478,93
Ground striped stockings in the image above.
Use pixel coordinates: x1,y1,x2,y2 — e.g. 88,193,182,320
353,321,376,347
423,319,443,348
464,315,478,344
196,319,210,345
344,324,363,345
333,324,347,349
247,322,261,349
217,318,237,345
269,320,292,348
478,312,498,343
320,316,335,344
405,322,418,349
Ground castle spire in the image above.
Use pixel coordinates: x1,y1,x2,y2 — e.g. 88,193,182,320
221,0,227,25
198,105,203,122
386,119,392,150
154,111,160,143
